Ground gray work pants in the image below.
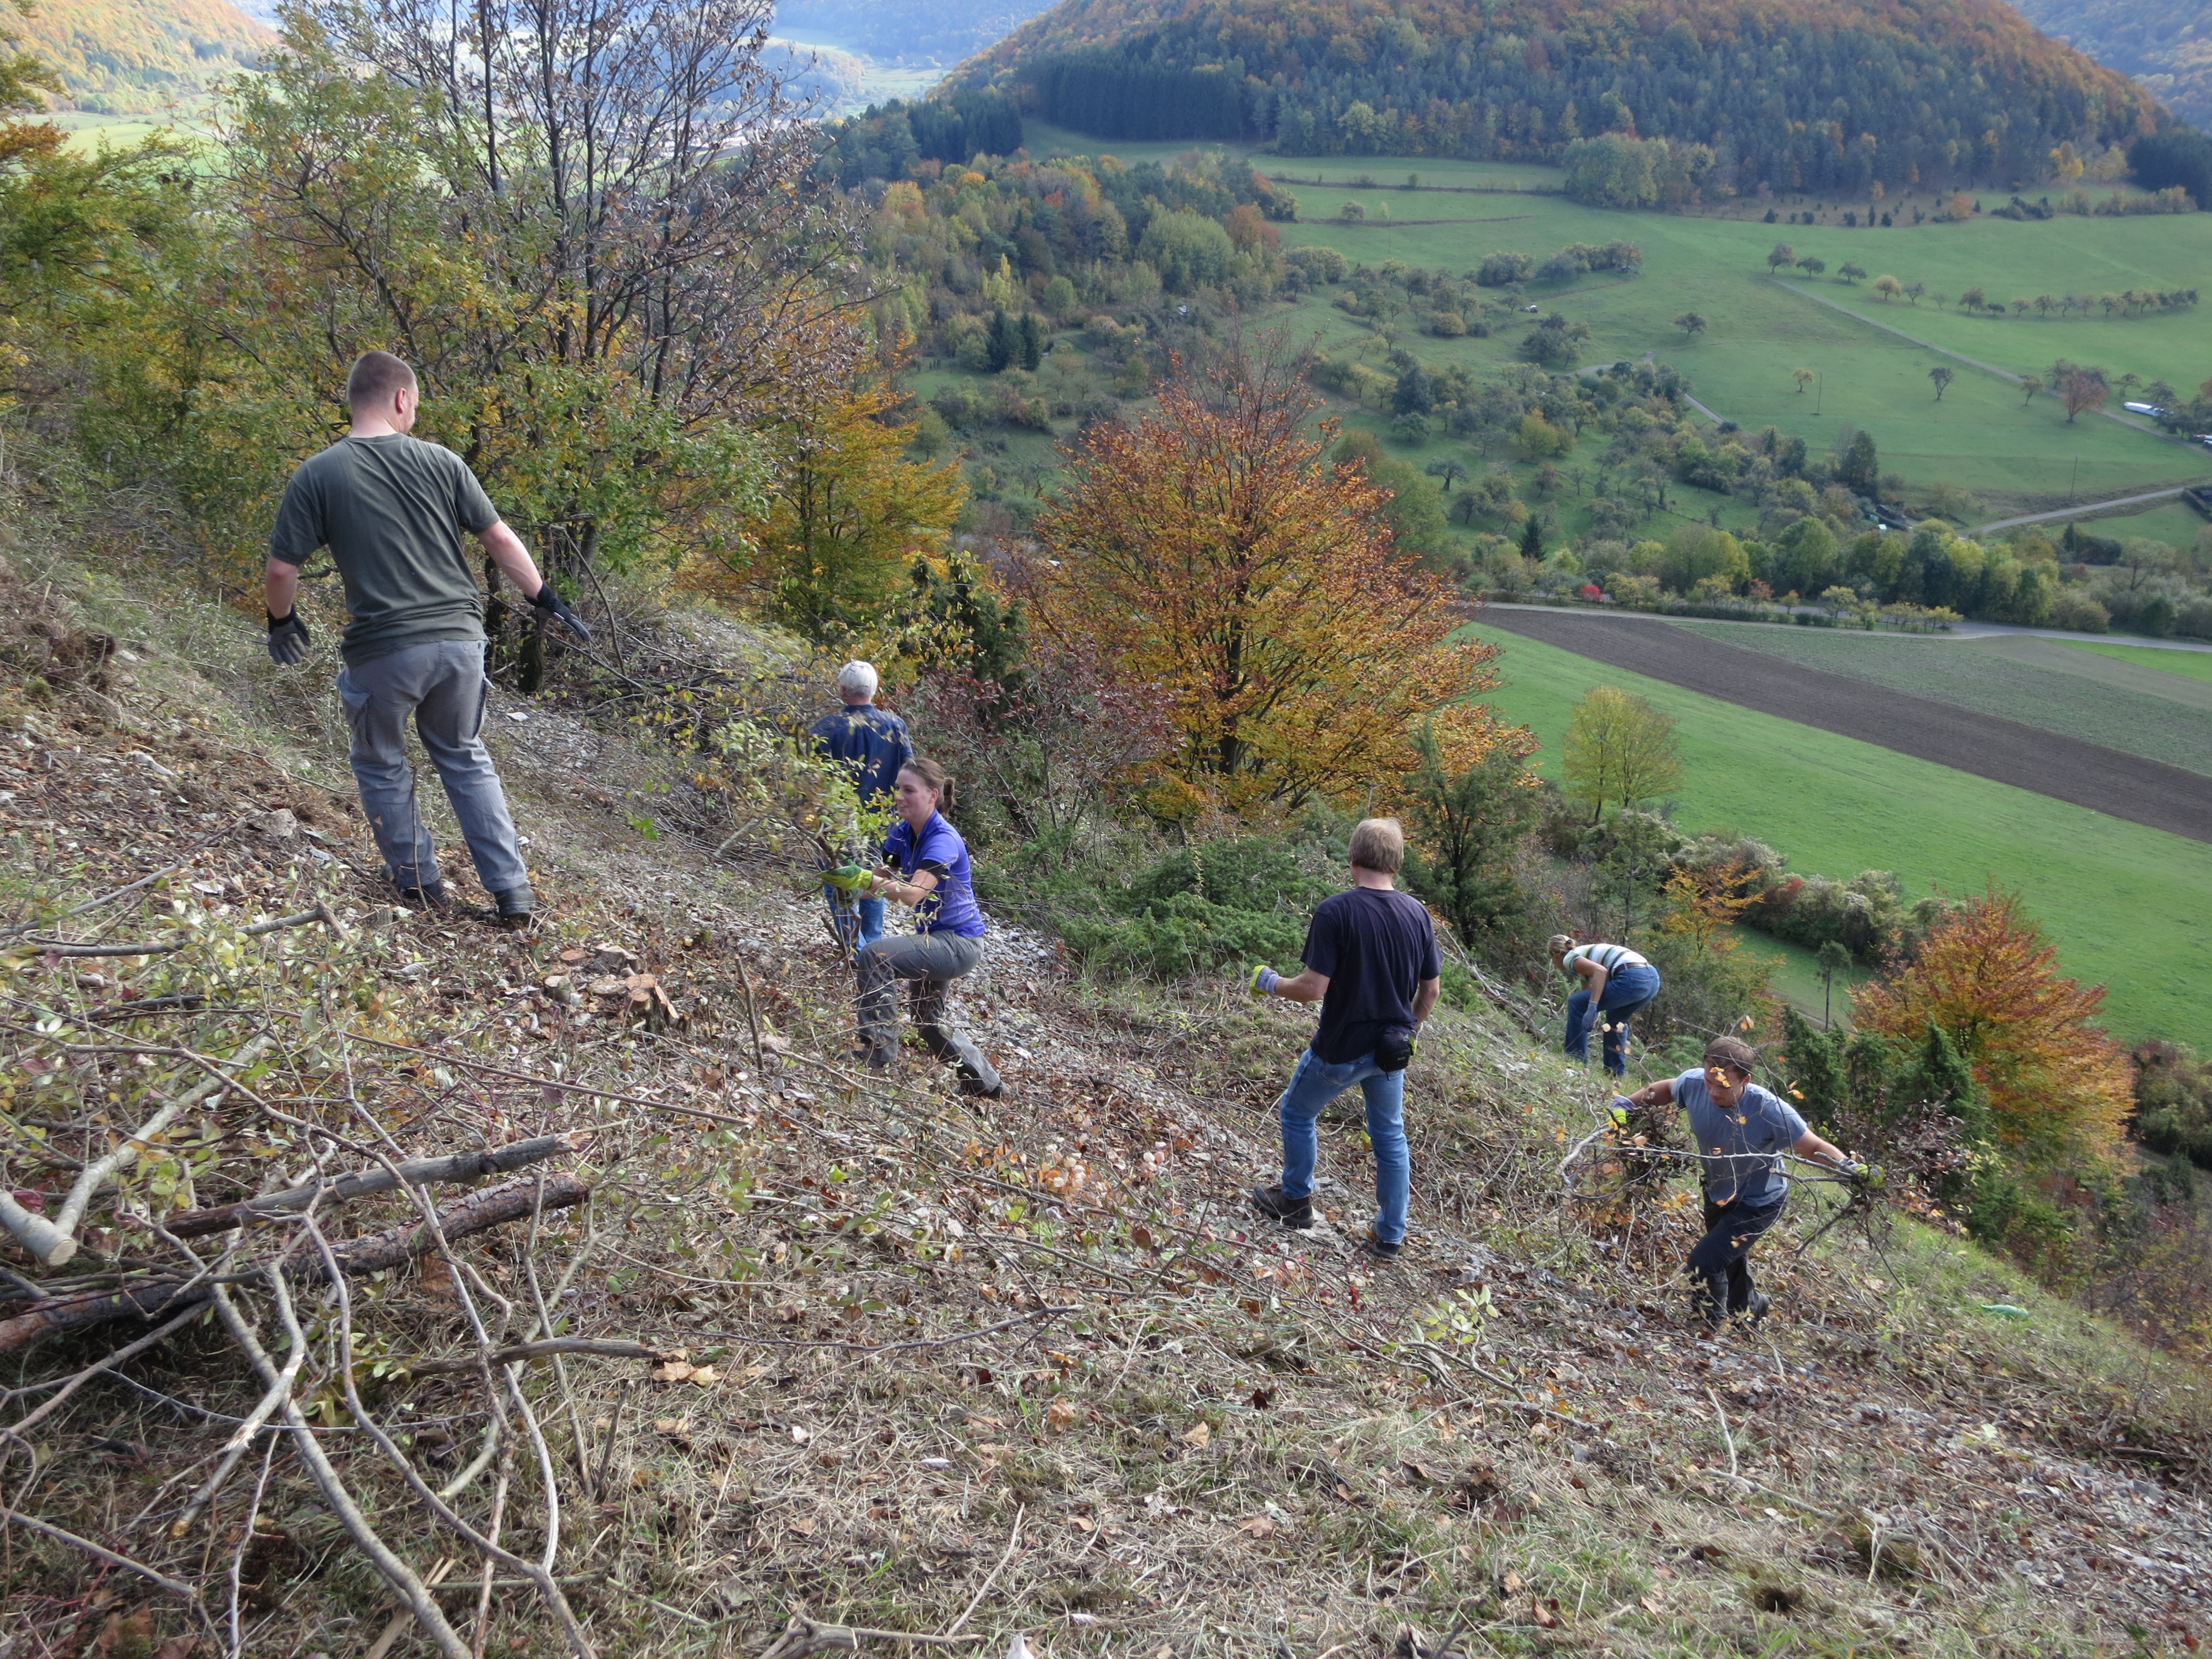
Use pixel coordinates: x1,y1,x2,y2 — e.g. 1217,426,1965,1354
336,639,529,896
857,931,1000,1092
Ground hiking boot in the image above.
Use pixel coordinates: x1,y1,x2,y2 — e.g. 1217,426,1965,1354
1356,1229,1404,1261
960,1075,1005,1099
1251,1185,1313,1229
397,883,451,913
491,886,536,931
1691,1270,1731,1334
1734,1291,1772,1325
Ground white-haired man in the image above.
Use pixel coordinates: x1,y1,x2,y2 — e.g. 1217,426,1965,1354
810,660,911,950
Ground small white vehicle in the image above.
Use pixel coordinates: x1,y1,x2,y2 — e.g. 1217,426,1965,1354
2123,400,2168,418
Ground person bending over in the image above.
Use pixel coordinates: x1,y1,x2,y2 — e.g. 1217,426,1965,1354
1550,935,1662,1077
810,659,910,952
1615,1036,1874,1332
827,759,1002,1098
1246,818,1441,1260
263,350,591,927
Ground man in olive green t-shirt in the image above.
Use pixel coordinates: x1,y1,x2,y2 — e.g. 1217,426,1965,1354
264,350,592,927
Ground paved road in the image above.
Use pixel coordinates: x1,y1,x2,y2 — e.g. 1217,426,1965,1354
1477,606,2212,842
1970,487,2191,534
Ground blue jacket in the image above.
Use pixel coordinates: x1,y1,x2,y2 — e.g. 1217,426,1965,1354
810,702,912,804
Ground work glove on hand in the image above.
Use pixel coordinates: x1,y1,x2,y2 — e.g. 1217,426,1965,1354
1609,1094,1636,1130
267,609,310,666
823,864,875,894
1248,966,1280,997
1847,1160,1885,1191
531,582,593,644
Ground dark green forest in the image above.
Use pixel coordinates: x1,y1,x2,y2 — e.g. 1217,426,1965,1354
2010,0,2212,130
947,0,2161,197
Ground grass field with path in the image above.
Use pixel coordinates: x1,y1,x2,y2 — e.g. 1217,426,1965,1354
1467,619,2212,1048
1660,620,2212,775
2069,640,2212,683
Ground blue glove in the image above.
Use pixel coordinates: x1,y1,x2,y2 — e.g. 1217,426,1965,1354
267,609,310,665
531,582,593,644
1249,966,1280,996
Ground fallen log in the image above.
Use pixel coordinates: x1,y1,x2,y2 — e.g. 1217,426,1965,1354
164,1134,585,1238
0,1175,589,1358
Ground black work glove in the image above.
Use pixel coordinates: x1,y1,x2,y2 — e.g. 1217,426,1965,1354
267,609,310,665
531,582,593,644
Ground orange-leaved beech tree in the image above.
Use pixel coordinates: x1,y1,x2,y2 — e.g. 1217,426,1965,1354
1029,341,1524,813
1853,890,2132,1166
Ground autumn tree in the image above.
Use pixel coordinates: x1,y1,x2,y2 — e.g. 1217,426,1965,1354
2059,364,2109,422
718,375,965,638
1674,311,1708,338
1562,686,1683,821
1791,367,1815,394
2019,374,2044,406
1766,242,1795,272
1030,341,1522,811
1853,890,2132,1166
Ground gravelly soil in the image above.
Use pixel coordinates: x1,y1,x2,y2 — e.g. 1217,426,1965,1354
1480,609,2212,845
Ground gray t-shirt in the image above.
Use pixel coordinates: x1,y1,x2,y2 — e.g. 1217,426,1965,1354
1674,1068,1808,1206
268,434,500,666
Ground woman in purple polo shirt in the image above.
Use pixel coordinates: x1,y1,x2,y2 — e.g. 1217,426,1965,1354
848,758,1002,1097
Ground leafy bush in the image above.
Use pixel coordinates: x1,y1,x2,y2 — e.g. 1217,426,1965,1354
2134,1041,2212,1167
2046,586,2111,632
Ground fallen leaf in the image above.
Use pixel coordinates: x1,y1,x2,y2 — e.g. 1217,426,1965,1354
1640,1596,1664,1615
788,1516,816,1536
1067,1515,1094,1532
687,1365,719,1387
1503,1570,1525,1593
1045,1398,1079,1434
1250,1386,1276,1410
790,1425,812,1444
650,1360,696,1384
1131,1224,1156,1250
1532,1600,1559,1629
1237,1515,1276,1538
653,1417,691,1436
1181,1421,1211,1449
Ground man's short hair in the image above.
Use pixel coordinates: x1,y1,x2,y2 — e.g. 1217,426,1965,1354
346,351,418,410
836,660,880,700
1348,817,1405,875
1703,1036,1758,1077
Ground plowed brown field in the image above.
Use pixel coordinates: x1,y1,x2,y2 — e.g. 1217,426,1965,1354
1480,608,2212,844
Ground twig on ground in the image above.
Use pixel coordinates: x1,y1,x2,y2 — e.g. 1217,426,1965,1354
941,1505,1025,1640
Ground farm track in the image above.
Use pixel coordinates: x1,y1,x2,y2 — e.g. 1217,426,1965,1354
1479,608,2212,843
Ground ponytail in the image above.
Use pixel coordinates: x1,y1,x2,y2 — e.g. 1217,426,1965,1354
900,756,954,816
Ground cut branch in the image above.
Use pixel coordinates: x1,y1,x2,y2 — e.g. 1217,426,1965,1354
164,1134,586,1238
0,1175,589,1357
27,902,347,959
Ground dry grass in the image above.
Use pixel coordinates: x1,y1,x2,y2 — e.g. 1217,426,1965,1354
0,493,2209,1659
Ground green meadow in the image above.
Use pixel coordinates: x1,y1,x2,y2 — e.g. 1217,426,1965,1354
1467,620,2212,1048
1016,124,2212,535
2068,639,2212,682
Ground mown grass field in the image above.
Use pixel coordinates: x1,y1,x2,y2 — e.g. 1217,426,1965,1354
2072,639,2212,682
1466,619,2212,1048
1014,125,2212,535
1660,620,2212,776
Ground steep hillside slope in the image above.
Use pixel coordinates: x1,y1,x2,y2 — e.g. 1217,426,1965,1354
15,0,269,116
2010,0,2212,131
945,0,2157,195
2,477,2209,1653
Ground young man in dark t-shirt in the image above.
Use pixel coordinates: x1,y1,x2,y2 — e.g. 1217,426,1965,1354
263,350,592,926
1246,818,1442,1259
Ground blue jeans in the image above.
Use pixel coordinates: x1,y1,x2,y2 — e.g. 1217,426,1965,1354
1565,962,1661,1076
336,640,529,896
1275,1047,1410,1247
824,889,886,952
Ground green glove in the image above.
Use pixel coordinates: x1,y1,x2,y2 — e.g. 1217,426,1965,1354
1249,966,1280,996
1858,1161,1886,1191
824,864,875,894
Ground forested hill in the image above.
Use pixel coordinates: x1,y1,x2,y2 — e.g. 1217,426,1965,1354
2009,0,2212,130
15,0,269,115
943,0,2159,197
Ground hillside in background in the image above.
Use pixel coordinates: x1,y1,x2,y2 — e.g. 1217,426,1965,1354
2011,0,2212,132
14,0,269,114
774,0,1056,64
945,0,2160,197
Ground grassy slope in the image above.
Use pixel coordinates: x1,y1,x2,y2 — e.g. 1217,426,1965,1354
1657,621,2212,776
2072,639,2212,682
6,488,2211,1654
1467,619,2212,1048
